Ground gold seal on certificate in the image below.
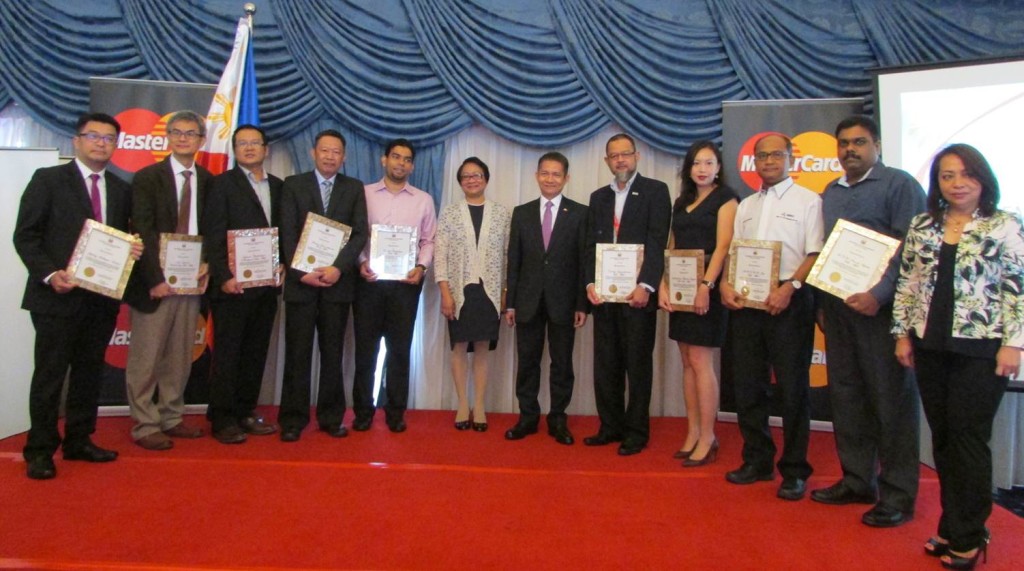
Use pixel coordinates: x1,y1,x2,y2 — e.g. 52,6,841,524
665,249,705,312
807,219,900,300
369,224,419,280
159,233,204,295
595,243,644,303
291,213,351,274
65,219,140,300
228,227,280,288
726,239,781,310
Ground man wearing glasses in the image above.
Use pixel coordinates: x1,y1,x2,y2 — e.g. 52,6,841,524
124,110,212,451
352,139,436,433
583,133,671,456
719,133,823,501
14,113,139,479
202,124,284,444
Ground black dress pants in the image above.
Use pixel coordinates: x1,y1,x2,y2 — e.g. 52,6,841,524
592,303,657,445
514,296,577,425
278,297,349,430
208,294,278,432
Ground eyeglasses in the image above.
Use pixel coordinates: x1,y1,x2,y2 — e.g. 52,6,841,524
78,132,116,145
169,129,202,139
754,151,788,161
235,140,265,148
606,151,636,161
459,172,485,182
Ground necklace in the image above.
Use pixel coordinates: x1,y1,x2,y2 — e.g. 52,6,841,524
945,215,972,234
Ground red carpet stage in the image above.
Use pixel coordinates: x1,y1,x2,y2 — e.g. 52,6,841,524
1,409,1021,570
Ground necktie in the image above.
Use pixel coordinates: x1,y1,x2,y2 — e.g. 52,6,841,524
542,200,553,251
176,170,192,234
321,180,332,210
88,173,103,223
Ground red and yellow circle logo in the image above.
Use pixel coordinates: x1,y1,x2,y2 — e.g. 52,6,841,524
105,304,210,369
737,131,844,194
110,109,174,173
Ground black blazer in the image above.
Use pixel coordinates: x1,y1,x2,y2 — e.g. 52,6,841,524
202,166,284,302
506,196,588,324
14,161,132,316
123,157,212,313
585,174,672,312
279,171,367,304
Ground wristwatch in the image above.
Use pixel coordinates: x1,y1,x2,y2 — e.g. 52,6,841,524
415,264,427,272
783,278,803,290
700,279,715,290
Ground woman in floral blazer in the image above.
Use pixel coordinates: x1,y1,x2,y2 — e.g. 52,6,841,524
435,157,511,432
892,144,1024,570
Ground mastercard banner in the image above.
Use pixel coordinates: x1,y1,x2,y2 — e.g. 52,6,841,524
88,77,216,406
720,97,862,424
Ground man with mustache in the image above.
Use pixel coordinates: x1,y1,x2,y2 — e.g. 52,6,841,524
810,115,926,528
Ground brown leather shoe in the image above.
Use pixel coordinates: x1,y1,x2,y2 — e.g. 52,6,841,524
240,415,278,436
135,432,173,451
162,423,204,439
213,425,247,445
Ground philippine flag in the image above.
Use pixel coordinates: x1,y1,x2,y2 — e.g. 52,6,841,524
197,17,259,175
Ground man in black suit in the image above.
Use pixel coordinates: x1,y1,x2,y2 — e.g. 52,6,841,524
202,125,283,444
124,110,212,451
277,129,367,442
14,113,139,479
583,133,671,456
504,152,587,445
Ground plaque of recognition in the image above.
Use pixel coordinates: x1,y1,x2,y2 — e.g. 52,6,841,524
228,227,280,288
369,224,419,280
65,219,139,300
159,233,204,295
595,243,644,303
807,219,900,300
726,239,781,310
291,213,351,274
664,249,705,312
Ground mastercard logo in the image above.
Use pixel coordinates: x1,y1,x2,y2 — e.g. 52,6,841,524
737,131,844,194
105,304,211,369
110,108,175,173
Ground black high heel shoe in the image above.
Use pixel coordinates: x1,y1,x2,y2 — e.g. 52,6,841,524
941,535,990,570
672,443,696,460
925,537,950,557
682,439,718,467
454,419,471,431
471,412,488,432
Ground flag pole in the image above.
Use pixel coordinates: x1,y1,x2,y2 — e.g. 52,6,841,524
244,3,256,31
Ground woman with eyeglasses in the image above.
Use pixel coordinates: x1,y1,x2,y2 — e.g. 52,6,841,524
434,157,511,432
657,141,738,467
893,144,1024,570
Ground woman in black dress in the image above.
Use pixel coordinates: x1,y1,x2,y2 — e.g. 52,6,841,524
658,141,738,466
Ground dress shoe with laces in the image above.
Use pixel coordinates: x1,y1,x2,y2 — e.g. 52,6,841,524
777,477,807,501
280,427,302,442
617,441,646,456
319,424,349,438
163,423,204,439
213,425,247,444
548,423,574,446
63,442,118,462
810,481,876,505
240,415,278,436
862,504,913,528
505,422,538,440
725,463,773,485
583,433,623,446
135,432,173,451
26,456,56,480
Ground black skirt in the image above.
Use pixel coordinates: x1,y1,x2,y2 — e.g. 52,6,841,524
668,288,728,348
448,282,499,351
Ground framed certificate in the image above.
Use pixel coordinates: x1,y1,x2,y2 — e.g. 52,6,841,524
291,213,351,274
228,227,280,289
65,219,139,300
807,219,900,300
664,249,705,312
726,239,781,310
159,233,204,295
369,224,419,280
595,243,644,303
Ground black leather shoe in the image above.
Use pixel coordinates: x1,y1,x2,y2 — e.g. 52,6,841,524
862,504,913,528
505,422,538,440
213,425,248,445
810,481,876,505
319,424,349,438
352,416,373,432
240,415,278,436
725,464,774,485
548,423,574,446
26,456,56,480
280,427,302,442
62,442,118,462
617,441,646,456
387,419,407,433
583,433,623,446
777,477,807,501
